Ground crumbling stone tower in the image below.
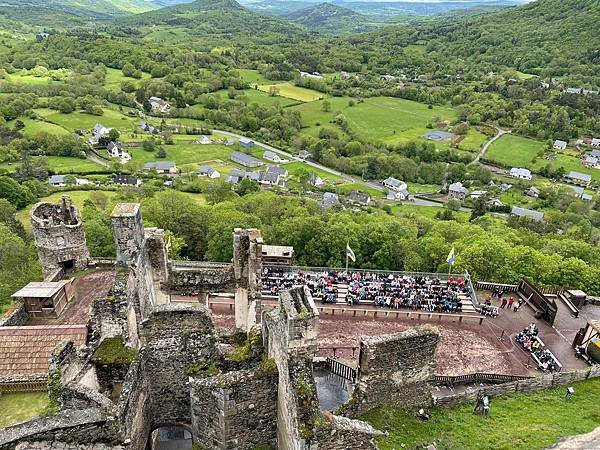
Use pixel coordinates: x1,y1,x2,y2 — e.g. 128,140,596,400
110,203,145,263
31,195,90,277
233,228,263,331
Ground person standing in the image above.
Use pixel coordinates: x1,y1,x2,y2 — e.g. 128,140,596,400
508,296,515,309
500,296,507,308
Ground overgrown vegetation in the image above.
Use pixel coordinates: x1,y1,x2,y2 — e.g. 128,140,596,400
91,336,137,365
187,359,222,378
0,392,50,428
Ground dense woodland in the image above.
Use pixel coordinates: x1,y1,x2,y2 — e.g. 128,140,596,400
0,0,599,312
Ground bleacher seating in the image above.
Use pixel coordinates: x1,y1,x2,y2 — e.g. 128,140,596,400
260,268,478,315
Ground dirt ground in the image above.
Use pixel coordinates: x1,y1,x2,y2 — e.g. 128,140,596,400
28,270,116,326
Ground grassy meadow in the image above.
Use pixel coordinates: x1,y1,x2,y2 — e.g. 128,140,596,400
0,392,49,427
485,134,546,168
258,83,326,102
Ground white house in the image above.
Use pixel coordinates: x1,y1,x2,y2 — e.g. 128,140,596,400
591,138,600,148
198,165,220,179
263,151,284,163
107,142,131,163
89,123,110,145
382,177,407,192
553,140,567,150
510,167,532,181
149,97,171,113
386,189,410,201
524,186,540,198
470,190,487,199
48,175,91,187
448,182,468,201
300,71,323,80
511,206,544,222
143,161,177,174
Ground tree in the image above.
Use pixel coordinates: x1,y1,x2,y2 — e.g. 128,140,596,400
470,196,487,221
122,62,136,78
268,86,280,97
64,175,77,187
0,176,35,208
205,181,236,205
156,147,167,158
236,179,260,196
108,129,120,142
322,100,331,112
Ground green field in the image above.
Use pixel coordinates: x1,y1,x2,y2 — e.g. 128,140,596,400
458,129,489,152
103,68,151,92
532,153,597,181
291,97,458,145
7,117,70,137
485,134,546,168
258,83,325,102
236,69,274,85
363,377,600,450
4,71,62,85
0,392,49,427
35,108,137,132
0,157,104,175
239,88,300,107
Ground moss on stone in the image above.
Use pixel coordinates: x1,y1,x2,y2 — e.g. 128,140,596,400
255,357,278,379
92,337,137,365
225,328,263,363
187,360,222,378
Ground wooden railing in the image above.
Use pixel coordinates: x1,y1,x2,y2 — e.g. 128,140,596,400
474,281,518,292
325,357,357,382
431,372,532,386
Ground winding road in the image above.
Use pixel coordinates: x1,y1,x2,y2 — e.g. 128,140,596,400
469,127,508,166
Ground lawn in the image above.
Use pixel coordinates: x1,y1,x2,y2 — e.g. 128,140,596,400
240,88,300,107
335,182,383,198
7,117,70,137
532,153,598,181
458,129,489,153
128,142,235,171
257,83,326,102
485,134,546,168
5,72,61,86
0,157,104,175
236,69,274,85
0,392,50,427
363,377,600,450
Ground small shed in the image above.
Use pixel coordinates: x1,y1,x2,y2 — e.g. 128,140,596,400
11,279,75,318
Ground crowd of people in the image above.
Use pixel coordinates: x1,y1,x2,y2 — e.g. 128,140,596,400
515,323,560,373
260,268,471,313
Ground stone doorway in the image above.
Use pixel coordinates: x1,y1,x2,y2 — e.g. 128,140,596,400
150,425,193,450
59,258,76,274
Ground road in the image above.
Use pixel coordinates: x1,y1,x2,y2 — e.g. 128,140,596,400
469,127,508,166
86,149,110,168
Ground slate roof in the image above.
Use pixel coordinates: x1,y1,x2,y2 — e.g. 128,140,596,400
511,206,544,221
231,151,262,167
567,171,592,182
448,182,468,194
383,177,403,187
144,161,176,171
0,325,87,375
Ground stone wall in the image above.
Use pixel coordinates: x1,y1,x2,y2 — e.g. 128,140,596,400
190,368,278,450
140,303,219,429
0,409,120,450
167,265,236,295
316,414,383,450
0,301,29,327
117,354,151,450
433,366,600,408
89,273,129,348
343,326,440,417
31,196,89,277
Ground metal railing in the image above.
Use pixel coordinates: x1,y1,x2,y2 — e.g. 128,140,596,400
431,372,532,387
325,357,357,382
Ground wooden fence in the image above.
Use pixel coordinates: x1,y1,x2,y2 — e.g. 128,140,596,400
474,281,518,292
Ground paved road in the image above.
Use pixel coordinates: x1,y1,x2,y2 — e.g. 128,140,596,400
469,127,508,166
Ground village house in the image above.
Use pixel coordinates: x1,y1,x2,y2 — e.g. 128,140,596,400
112,174,141,187
488,198,504,207
89,123,110,145
581,155,599,169
310,173,324,187
524,186,540,198
143,161,178,175
470,190,487,199
553,140,568,150
263,150,284,163
300,71,323,79
198,165,221,179
107,141,131,163
386,189,410,201
510,167,532,181
225,169,246,184
298,150,311,160
346,190,371,206
565,170,592,187
511,206,544,222
591,138,600,148
231,151,263,168
149,96,171,113
322,192,340,209
239,138,256,149
569,185,594,201
382,177,407,192
48,175,91,187
448,181,468,201
140,121,158,135
266,165,288,179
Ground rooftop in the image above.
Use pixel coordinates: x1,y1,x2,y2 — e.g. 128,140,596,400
11,281,70,299
111,203,140,218
0,325,87,376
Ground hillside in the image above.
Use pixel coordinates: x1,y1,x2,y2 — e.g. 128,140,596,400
0,0,159,28
283,2,373,33
420,0,600,80
117,0,306,38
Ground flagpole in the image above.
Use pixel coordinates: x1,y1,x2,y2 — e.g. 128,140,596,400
346,244,349,273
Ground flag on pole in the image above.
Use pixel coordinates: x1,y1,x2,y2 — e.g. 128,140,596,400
346,242,356,262
446,246,455,265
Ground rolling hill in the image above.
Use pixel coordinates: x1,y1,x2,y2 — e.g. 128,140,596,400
283,2,373,33
116,0,306,38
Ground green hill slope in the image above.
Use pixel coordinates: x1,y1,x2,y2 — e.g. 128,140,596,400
117,0,306,38
283,2,374,34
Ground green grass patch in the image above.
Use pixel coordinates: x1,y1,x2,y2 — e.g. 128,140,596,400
283,162,342,182
92,336,137,365
257,83,326,102
485,134,546,168
35,108,137,132
103,68,150,92
363,377,600,450
128,142,234,169
236,69,274,85
7,117,70,137
458,129,488,152
532,153,597,180
240,88,300,107
0,392,50,427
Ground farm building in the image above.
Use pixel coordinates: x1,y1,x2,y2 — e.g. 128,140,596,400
524,186,540,198
511,206,544,222
149,96,171,113
239,138,256,149
322,192,340,209
346,190,371,206
11,279,75,319
113,174,141,187
143,161,178,174
565,171,592,187
231,151,263,168
263,151,284,163
382,177,407,192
